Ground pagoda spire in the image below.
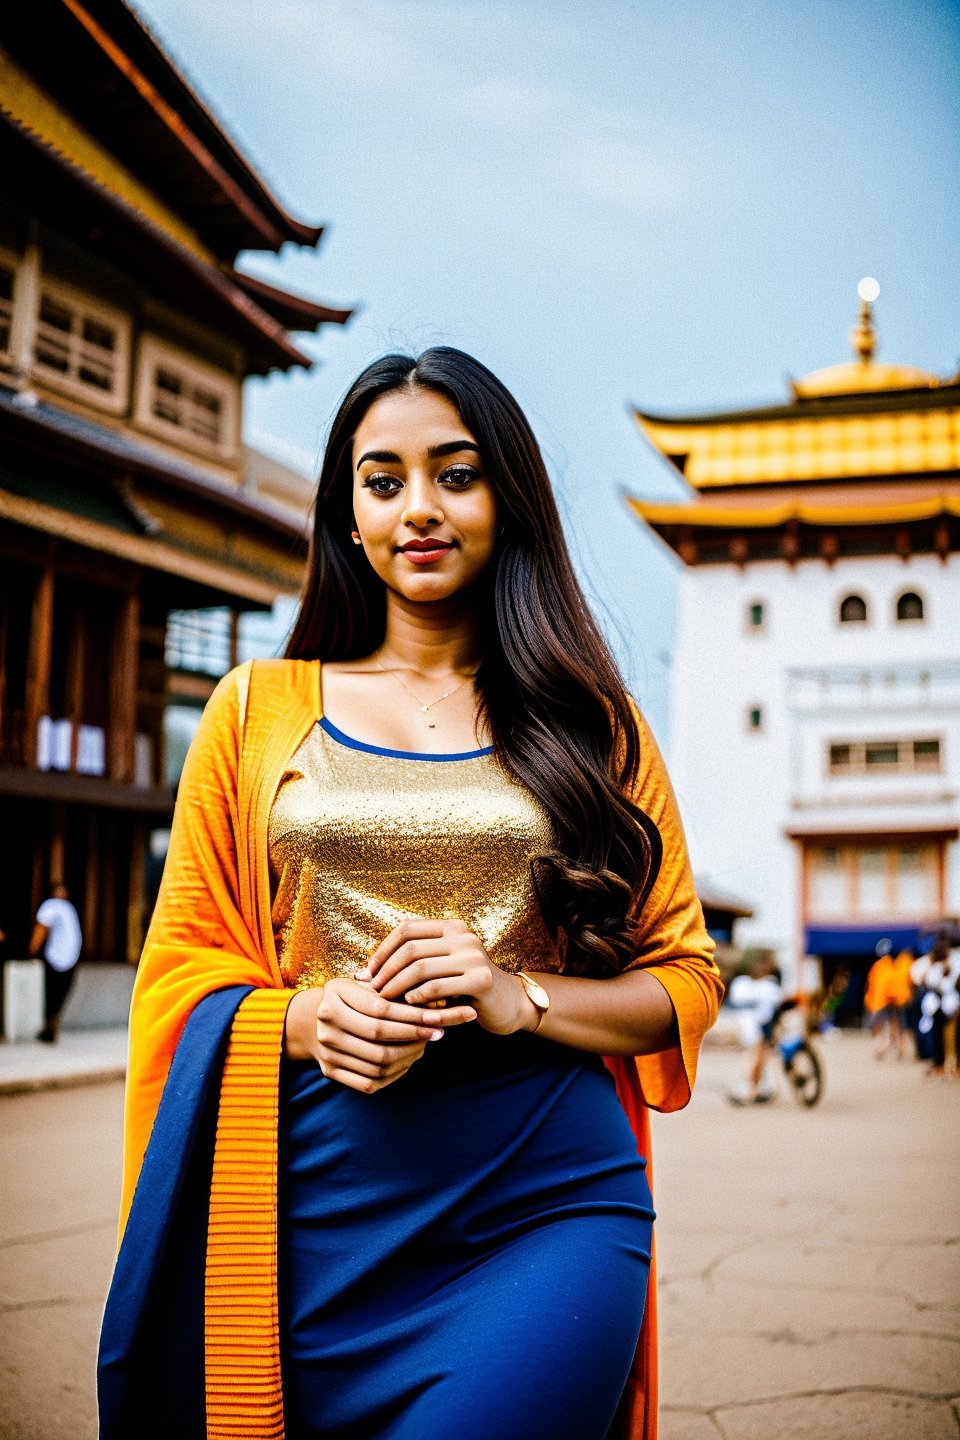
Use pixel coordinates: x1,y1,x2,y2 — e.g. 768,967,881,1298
850,277,880,363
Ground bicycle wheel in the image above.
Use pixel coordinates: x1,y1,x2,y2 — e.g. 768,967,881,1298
784,1041,822,1106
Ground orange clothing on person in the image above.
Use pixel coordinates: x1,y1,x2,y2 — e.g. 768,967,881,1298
864,950,914,1013
120,658,723,1440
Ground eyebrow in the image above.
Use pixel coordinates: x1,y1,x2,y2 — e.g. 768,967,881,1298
355,440,481,470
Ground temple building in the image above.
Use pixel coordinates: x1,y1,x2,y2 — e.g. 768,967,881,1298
628,285,960,1013
0,0,352,973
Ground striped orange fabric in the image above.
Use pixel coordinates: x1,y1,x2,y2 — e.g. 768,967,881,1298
205,987,294,1439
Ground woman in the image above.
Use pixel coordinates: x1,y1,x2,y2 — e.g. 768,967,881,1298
99,348,722,1440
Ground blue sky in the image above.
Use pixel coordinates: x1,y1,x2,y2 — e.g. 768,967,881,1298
134,0,960,744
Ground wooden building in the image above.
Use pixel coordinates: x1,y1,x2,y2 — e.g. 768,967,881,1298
0,0,352,966
628,287,960,1009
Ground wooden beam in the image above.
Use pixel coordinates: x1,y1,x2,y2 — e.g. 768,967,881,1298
229,608,240,670
728,534,749,568
100,813,117,963
30,808,45,923
934,520,951,564
780,519,800,567
0,528,132,587
678,527,698,566
0,762,174,813
127,818,147,963
0,580,8,761
83,809,99,961
895,527,912,563
109,586,141,783
24,563,55,768
64,605,87,773
50,801,66,888
166,671,218,704
818,531,838,567
0,489,294,604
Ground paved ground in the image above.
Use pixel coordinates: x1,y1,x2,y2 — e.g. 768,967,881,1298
653,1032,960,1440
0,1030,957,1438
0,1029,127,1095
0,1078,123,1440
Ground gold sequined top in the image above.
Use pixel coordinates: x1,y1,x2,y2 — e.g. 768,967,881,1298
268,716,562,989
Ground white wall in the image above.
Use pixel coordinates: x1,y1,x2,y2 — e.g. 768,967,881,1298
670,551,960,973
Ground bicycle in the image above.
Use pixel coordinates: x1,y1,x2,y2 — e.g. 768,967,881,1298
727,997,825,1107
776,1026,824,1107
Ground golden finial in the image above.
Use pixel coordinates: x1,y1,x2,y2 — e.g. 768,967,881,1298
851,277,880,363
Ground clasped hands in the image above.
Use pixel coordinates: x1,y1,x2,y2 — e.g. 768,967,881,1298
284,917,538,1093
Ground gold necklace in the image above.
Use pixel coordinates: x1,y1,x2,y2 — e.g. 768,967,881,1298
374,659,478,729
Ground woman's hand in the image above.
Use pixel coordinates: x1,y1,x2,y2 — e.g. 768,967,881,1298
361,917,533,1036
283,979,477,1093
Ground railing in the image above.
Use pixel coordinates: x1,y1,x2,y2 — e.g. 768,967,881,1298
165,607,234,678
787,661,960,713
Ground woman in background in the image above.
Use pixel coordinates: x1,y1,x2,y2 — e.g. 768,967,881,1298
99,347,722,1440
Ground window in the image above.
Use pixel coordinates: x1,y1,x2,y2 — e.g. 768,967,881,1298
32,282,129,409
828,737,941,776
746,600,765,630
0,262,13,359
808,841,939,920
896,591,924,622
839,593,868,624
747,705,763,731
135,335,238,459
153,366,224,444
809,846,847,917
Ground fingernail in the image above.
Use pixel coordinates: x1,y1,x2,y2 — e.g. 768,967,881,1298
428,1030,444,1041
406,991,422,1004
354,969,372,981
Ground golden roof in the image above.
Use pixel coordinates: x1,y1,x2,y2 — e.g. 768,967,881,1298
632,290,959,489
791,296,940,398
634,408,960,487
791,360,941,399
627,493,960,532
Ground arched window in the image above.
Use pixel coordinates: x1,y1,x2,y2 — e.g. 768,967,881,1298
896,591,924,622
839,594,868,624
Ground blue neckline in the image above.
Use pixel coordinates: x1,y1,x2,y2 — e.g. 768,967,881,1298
319,714,494,762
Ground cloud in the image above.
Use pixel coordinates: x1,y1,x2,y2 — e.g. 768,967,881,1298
455,75,690,212
133,0,693,214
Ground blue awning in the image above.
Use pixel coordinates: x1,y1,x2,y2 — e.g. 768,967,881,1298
805,924,921,957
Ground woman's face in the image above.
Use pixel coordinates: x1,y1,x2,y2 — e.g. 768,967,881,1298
351,386,498,605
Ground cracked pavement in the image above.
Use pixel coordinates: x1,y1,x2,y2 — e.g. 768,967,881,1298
0,1032,957,1438
653,1031,960,1440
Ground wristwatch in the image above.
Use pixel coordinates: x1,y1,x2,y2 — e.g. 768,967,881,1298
516,970,550,1032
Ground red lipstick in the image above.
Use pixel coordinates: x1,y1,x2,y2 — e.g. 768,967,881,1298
399,539,455,564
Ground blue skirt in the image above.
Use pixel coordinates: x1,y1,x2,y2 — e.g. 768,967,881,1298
279,1023,654,1440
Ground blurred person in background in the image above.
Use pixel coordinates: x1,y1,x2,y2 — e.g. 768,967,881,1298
727,954,785,1104
914,939,960,1077
29,883,83,1044
863,939,913,1059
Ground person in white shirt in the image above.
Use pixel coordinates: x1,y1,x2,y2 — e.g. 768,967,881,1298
29,883,83,1044
727,955,786,1103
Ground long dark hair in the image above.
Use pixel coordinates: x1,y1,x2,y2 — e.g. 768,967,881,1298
286,347,662,976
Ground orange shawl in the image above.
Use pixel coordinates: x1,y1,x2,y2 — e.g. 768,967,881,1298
122,658,722,1439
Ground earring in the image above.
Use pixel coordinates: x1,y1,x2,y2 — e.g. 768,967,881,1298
351,529,362,545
